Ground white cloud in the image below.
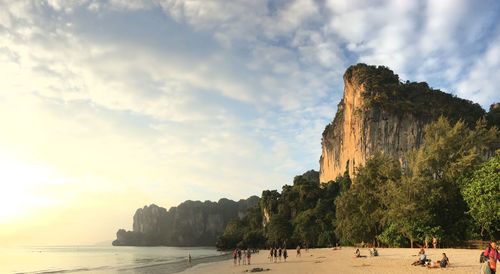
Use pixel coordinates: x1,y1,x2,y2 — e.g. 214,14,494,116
0,0,499,244
456,37,500,107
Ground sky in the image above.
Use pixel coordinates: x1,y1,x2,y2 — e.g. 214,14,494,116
0,0,499,245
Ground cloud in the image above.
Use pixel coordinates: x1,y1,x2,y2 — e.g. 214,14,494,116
0,0,499,244
456,35,500,107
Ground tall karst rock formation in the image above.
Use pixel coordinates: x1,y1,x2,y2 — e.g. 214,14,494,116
113,196,259,246
319,64,486,183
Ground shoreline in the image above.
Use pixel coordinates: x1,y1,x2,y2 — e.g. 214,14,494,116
119,253,232,274
177,247,483,274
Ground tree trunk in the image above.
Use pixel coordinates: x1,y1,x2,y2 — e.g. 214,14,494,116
410,237,413,249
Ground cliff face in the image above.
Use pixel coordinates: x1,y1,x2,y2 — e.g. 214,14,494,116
320,64,486,182
133,204,168,234
113,196,259,246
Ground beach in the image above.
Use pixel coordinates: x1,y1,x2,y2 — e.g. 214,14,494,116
180,247,482,274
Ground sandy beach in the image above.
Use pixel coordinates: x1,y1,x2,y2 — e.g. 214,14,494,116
181,247,483,274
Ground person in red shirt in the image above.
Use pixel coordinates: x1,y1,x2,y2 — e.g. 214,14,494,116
483,241,499,273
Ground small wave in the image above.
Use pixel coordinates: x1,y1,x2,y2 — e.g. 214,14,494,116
14,265,110,274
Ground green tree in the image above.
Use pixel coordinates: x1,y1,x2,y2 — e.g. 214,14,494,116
406,117,499,245
461,153,500,239
335,153,401,245
293,209,320,246
266,214,292,246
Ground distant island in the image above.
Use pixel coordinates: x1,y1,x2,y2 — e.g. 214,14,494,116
114,64,499,249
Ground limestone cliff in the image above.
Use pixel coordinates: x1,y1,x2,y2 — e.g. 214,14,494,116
113,196,259,246
320,64,486,182
133,204,168,234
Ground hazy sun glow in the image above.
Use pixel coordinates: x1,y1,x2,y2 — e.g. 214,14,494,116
0,0,499,246
0,154,59,223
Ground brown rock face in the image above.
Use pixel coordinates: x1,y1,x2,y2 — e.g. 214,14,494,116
319,64,485,182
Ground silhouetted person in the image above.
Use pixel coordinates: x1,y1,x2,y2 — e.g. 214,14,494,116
237,248,242,265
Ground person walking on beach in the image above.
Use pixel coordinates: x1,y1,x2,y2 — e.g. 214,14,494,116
283,248,288,262
273,247,278,263
269,248,274,263
296,245,301,257
233,249,237,266
188,253,192,265
432,237,438,248
483,241,499,274
247,248,251,265
278,247,282,262
237,248,242,265
242,249,247,265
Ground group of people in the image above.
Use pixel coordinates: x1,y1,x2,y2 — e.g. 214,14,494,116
412,240,499,272
232,248,252,266
423,237,439,249
411,247,449,268
353,247,377,258
268,246,288,262
226,240,498,273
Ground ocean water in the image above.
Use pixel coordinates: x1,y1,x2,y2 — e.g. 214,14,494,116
0,246,227,274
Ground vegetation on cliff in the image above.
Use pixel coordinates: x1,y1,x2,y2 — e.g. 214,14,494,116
217,117,499,250
344,63,486,126
216,170,352,249
336,117,498,247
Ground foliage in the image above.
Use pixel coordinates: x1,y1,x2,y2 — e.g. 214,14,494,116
335,153,401,245
344,64,486,127
377,224,408,247
266,214,293,246
486,103,500,128
335,117,498,247
216,169,350,249
406,117,498,245
461,153,500,239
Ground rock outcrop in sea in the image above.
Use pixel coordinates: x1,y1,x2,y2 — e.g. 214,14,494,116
113,196,259,246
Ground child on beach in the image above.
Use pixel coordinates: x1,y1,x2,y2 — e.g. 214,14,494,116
296,245,301,257
269,248,274,263
243,249,247,265
283,249,288,262
278,247,282,262
273,247,278,263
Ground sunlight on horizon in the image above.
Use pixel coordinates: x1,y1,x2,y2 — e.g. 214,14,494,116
0,154,62,223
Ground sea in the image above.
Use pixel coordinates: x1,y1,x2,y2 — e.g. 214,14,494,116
0,246,229,274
